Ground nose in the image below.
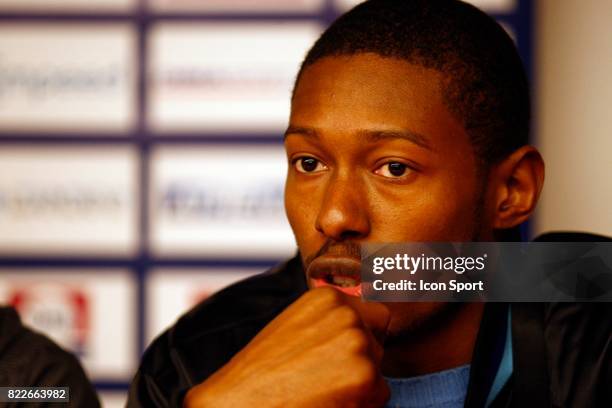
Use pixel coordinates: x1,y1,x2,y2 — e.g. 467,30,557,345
315,171,370,241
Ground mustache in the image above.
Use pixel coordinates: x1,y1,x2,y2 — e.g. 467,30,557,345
305,240,361,267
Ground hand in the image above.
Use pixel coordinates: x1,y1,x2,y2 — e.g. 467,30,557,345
183,287,391,408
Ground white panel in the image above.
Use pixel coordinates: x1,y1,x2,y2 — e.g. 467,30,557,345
0,269,137,381
534,0,612,237
148,0,324,13
150,145,296,257
145,268,261,345
147,22,321,133
0,0,135,12
0,24,137,132
99,392,128,408
0,146,139,255
463,0,517,13
334,0,517,13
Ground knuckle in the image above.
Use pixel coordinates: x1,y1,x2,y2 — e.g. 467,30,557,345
335,305,361,327
342,328,369,353
349,358,378,387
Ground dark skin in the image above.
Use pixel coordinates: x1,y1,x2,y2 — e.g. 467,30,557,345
185,53,544,407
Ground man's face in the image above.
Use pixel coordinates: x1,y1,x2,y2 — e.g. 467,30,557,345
284,53,493,336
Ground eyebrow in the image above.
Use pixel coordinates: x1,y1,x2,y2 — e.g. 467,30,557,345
284,126,433,151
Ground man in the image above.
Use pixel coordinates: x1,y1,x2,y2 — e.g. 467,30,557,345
128,1,611,407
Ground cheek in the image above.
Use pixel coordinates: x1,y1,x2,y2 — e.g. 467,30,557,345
368,175,479,241
284,177,301,233
284,176,319,245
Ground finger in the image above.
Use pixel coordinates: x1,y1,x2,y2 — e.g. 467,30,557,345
343,294,390,345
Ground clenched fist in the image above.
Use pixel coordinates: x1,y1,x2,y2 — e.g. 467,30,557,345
183,287,391,408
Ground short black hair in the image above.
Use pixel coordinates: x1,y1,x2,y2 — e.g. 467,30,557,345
295,0,530,168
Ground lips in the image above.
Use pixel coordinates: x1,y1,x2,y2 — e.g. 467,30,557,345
307,255,362,297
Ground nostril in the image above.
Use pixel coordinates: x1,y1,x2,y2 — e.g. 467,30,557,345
340,230,363,240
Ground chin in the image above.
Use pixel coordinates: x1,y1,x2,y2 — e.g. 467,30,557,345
383,301,455,343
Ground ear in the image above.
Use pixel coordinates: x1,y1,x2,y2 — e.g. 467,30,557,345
491,145,545,229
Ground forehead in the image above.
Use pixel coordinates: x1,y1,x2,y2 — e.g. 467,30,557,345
290,53,468,151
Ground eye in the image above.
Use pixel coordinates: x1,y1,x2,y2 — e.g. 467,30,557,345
293,156,327,173
374,161,412,178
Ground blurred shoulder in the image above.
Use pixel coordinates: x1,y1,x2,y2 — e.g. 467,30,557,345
0,306,100,406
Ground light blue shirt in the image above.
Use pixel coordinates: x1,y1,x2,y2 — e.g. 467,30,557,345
384,364,471,408
384,308,513,408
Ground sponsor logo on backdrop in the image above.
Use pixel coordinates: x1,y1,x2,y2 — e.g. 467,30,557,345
0,270,137,380
0,186,122,218
9,284,90,354
155,66,286,96
0,24,136,131
0,63,123,100
161,180,283,221
150,146,295,257
147,23,320,132
0,147,138,255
